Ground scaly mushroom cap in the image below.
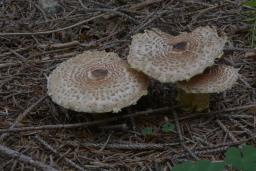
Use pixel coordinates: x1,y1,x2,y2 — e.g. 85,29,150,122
47,51,149,113
177,65,239,93
128,26,227,82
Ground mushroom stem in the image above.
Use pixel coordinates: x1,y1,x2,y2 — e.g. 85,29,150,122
176,88,209,112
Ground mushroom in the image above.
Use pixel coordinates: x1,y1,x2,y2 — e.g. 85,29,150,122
177,65,239,93
128,26,227,83
176,65,239,111
47,50,149,113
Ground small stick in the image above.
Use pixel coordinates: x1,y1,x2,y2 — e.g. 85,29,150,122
129,0,164,11
0,47,30,57
99,133,112,152
37,41,80,50
6,47,27,62
175,146,229,159
33,135,86,171
196,140,247,150
175,139,249,158
0,63,20,69
0,95,47,141
216,119,238,143
0,144,59,171
98,123,128,131
80,142,181,150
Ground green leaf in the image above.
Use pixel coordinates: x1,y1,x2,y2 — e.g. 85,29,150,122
243,159,256,171
242,145,256,160
172,160,225,171
241,145,256,171
242,1,256,7
172,161,192,171
225,145,256,171
171,146,256,171
207,162,225,171
190,160,211,171
224,147,243,170
142,127,153,136
161,121,175,133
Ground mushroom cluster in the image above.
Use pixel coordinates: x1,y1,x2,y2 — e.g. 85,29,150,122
128,26,239,94
47,26,239,113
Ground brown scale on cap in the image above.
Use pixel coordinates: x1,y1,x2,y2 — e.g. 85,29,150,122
128,26,227,83
177,65,239,93
47,51,149,113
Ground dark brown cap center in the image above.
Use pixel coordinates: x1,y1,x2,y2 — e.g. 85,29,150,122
89,69,108,80
173,41,187,51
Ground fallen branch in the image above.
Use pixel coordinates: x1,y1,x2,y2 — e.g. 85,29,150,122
0,144,59,171
0,107,172,133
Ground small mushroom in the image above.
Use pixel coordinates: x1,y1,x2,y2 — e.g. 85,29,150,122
176,64,239,111
128,26,227,83
177,65,239,93
47,50,149,113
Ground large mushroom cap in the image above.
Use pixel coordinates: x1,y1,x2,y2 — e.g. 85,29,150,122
177,65,239,93
47,51,149,113
128,26,227,83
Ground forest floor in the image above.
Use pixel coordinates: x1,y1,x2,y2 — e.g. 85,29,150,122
0,0,256,170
